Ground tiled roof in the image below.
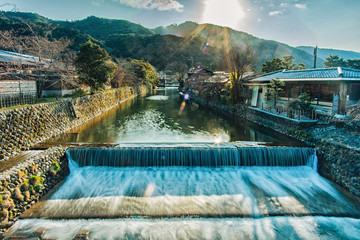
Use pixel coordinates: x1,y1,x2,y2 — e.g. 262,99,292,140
248,67,360,82
0,51,49,66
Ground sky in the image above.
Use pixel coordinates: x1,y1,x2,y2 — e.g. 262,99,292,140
2,0,360,52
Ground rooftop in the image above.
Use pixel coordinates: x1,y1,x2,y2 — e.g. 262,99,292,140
0,50,49,66
248,67,360,83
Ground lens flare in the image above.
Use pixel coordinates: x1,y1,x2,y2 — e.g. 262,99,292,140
214,136,222,145
178,101,186,115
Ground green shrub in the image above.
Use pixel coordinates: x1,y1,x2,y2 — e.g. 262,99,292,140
51,161,60,172
289,93,314,112
29,175,44,186
34,184,44,192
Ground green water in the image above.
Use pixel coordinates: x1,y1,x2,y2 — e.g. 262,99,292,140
45,88,295,145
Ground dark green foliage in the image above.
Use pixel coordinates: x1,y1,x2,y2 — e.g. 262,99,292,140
51,161,60,172
324,54,347,68
57,16,154,41
34,184,44,192
261,58,283,73
267,79,285,107
75,40,116,91
29,175,44,186
1,11,318,72
282,55,296,70
346,59,360,70
261,55,306,73
289,93,314,112
294,63,307,70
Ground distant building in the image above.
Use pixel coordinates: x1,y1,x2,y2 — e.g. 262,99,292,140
187,68,214,81
0,50,81,98
247,67,360,114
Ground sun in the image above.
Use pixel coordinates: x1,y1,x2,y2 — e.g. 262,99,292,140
201,0,245,29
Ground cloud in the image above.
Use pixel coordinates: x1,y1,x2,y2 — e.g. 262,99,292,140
280,3,288,8
268,10,283,16
117,0,184,12
294,3,307,9
92,0,104,6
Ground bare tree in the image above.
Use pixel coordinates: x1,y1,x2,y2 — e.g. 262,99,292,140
228,46,255,103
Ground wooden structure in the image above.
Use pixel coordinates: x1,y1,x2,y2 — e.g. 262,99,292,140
247,67,360,114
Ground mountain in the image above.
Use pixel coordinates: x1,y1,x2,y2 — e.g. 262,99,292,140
0,11,331,71
297,46,360,63
56,16,155,41
0,11,97,50
153,22,319,69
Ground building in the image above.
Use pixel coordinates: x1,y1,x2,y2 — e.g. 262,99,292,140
247,67,360,114
0,51,80,98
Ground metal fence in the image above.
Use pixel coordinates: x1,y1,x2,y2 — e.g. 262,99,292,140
260,103,317,120
0,92,38,108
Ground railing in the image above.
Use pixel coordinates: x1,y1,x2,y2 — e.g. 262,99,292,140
0,92,37,109
260,103,317,121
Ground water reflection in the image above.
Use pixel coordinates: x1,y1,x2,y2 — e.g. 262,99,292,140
45,88,293,145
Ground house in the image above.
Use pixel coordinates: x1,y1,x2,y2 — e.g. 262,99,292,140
0,51,81,99
186,68,214,81
247,67,360,114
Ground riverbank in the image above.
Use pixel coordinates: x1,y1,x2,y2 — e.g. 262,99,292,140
0,85,150,162
0,85,152,231
189,94,360,197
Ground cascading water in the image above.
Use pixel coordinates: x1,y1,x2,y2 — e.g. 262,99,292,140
6,144,360,239
5,90,360,239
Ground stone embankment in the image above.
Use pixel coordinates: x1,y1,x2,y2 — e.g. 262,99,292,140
0,86,149,161
190,95,360,197
0,85,151,232
0,146,67,229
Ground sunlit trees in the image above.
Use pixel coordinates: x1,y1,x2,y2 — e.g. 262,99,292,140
75,40,116,92
261,55,307,73
282,55,296,70
261,58,283,73
126,58,160,87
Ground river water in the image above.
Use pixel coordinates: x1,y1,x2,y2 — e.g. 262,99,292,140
43,88,294,145
5,88,360,239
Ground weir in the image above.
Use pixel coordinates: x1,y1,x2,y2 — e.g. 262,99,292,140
17,144,360,222
5,145,360,239
67,143,317,168
4,89,360,239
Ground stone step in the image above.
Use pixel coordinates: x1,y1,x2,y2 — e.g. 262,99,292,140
0,151,43,173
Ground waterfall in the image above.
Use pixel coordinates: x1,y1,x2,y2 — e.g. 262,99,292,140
66,143,317,168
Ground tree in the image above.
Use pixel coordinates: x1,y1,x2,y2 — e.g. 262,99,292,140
267,79,285,107
346,59,360,70
126,58,159,86
294,63,307,70
261,58,283,73
75,40,116,92
324,54,347,68
289,93,313,112
228,46,255,103
282,55,296,70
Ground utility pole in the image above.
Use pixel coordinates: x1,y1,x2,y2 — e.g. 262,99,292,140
313,46,318,69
